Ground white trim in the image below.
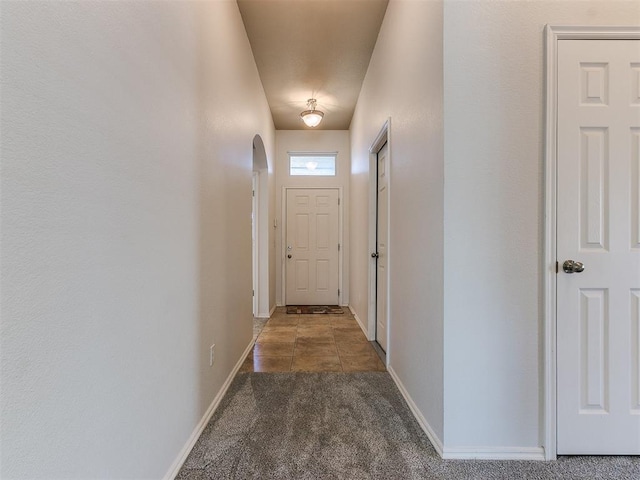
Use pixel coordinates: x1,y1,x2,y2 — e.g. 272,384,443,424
163,339,255,480
252,173,259,317
389,364,544,461
543,23,559,463
545,25,640,40
543,25,640,461
387,366,444,458
442,447,546,461
255,305,276,318
281,186,344,306
368,118,391,358
349,305,370,340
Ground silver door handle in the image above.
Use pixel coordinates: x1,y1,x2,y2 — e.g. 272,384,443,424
562,260,585,274
371,252,379,258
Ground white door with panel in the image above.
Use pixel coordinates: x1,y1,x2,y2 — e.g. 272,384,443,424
557,39,640,454
285,188,339,305
375,143,389,352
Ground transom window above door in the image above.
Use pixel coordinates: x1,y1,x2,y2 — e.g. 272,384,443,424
289,153,337,176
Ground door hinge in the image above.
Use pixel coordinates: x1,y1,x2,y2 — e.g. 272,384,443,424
338,243,341,251
252,290,254,296
555,261,558,274
252,190,255,197
338,289,340,296
338,198,340,205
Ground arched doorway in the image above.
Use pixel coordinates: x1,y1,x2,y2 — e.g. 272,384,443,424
252,135,269,318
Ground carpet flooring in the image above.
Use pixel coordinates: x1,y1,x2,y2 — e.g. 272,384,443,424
177,372,640,479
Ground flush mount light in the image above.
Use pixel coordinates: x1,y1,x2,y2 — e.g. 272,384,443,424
300,98,324,128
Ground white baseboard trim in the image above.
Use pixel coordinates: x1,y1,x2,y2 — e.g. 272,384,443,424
442,446,546,461
387,366,444,458
387,366,546,461
349,305,369,339
163,339,256,480
255,305,277,319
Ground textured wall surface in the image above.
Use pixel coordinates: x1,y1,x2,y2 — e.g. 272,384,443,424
275,130,351,306
350,0,445,441
0,1,274,477
443,0,640,448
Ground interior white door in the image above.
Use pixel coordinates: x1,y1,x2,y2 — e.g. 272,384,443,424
376,143,389,352
285,188,339,305
557,39,640,454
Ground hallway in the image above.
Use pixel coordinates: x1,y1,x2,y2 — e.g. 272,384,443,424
3,1,640,478
243,308,386,373
176,372,640,479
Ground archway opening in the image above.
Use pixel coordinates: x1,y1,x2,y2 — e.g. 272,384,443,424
252,135,269,318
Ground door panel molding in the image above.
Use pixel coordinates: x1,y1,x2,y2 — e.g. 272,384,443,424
281,186,343,305
544,25,640,461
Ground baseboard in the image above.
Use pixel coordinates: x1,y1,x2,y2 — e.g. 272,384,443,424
387,366,444,458
442,446,546,461
348,305,369,339
255,304,276,319
163,338,255,480
387,366,546,461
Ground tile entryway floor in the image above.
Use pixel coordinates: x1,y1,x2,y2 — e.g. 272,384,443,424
242,307,386,373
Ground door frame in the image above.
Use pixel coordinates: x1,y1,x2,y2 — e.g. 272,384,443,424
368,118,391,360
281,186,344,306
252,135,271,318
252,172,259,317
543,25,640,461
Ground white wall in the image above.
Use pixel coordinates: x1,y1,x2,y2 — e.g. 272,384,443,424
443,0,640,450
275,130,351,306
350,0,445,441
0,1,274,478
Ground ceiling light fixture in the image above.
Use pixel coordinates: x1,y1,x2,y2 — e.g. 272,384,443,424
300,98,324,128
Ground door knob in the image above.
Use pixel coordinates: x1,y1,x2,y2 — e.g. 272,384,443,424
287,254,292,259
562,260,585,274
371,252,379,258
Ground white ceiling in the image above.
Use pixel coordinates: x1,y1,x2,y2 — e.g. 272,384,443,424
237,0,389,130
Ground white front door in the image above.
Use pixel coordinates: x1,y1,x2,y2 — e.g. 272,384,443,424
557,39,640,454
376,143,389,352
285,188,339,305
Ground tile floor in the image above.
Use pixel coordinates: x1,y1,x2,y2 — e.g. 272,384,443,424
242,307,386,373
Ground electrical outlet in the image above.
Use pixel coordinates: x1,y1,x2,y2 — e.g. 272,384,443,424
209,344,216,367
